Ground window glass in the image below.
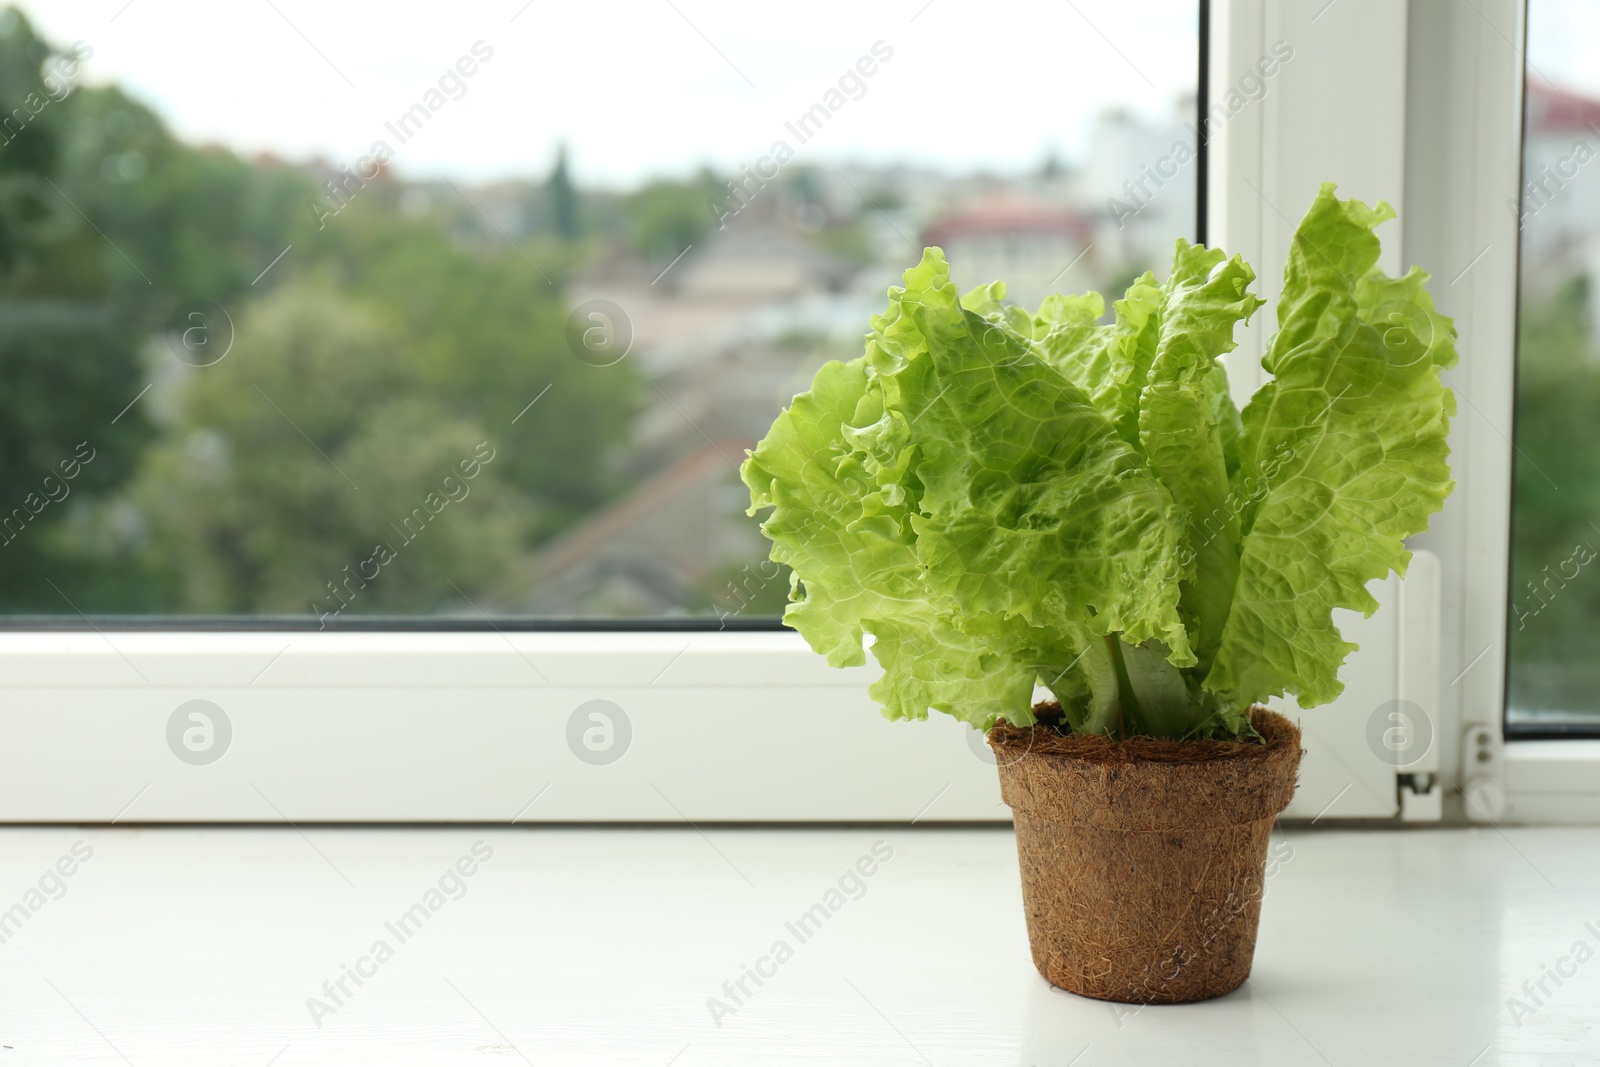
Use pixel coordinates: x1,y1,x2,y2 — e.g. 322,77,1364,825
1508,0,1600,728
0,1,1198,622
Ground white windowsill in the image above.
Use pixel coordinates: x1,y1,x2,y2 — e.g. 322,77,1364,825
0,823,1590,1064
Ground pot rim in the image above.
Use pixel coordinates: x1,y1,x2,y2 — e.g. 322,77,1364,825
991,707,1304,830
988,705,1298,766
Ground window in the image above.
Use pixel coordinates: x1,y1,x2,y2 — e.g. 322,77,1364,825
0,1,1219,824
8,0,1592,827
0,1,1200,625
1507,0,1600,735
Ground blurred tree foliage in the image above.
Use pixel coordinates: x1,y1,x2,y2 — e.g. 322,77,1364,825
1508,278,1600,709
625,171,722,263
127,284,532,614
0,6,641,615
0,12,162,609
546,144,580,242
0,6,867,618
302,198,637,537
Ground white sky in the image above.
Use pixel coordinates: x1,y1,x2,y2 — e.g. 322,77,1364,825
1529,0,1600,98
12,0,1198,188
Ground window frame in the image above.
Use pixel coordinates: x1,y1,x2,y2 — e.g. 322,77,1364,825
7,0,1593,826
1397,0,1600,823
1211,0,1596,824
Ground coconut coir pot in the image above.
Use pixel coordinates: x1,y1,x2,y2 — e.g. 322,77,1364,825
989,705,1302,1004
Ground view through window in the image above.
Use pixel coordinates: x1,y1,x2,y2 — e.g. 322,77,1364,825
0,1,1199,623
1509,0,1600,728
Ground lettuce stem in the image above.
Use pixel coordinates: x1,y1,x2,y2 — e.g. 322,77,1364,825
1107,635,1139,741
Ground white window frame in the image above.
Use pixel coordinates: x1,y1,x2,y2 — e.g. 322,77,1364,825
3,0,1593,825
1396,0,1533,820
1215,0,1599,825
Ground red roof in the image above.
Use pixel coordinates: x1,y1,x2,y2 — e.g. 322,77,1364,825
1526,81,1600,134
923,194,1092,246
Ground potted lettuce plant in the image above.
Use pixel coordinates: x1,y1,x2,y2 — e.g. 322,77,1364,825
741,184,1457,1003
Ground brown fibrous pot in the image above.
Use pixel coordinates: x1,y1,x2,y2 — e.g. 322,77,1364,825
990,706,1302,1004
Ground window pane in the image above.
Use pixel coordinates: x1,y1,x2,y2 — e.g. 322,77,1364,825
1508,0,1600,728
0,0,1197,622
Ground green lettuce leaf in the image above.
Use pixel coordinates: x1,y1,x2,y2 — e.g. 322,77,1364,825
741,357,923,668
1036,245,1261,674
1205,359,1245,481
1137,243,1263,668
867,249,1194,664
867,611,1062,729
1035,275,1162,452
1204,184,1457,716
739,313,1098,730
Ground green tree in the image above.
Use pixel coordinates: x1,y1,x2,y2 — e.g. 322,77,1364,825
0,10,162,609
298,195,640,536
0,7,64,272
128,282,531,614
547,143,579,242
0,7,638,615
1508,276,1600,711
625,171,721,261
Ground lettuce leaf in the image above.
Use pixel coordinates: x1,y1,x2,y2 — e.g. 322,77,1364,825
1036,243,1261,672
871,251,1193,662
867,611,1067,729
1203,184,1457,718
743,358,930,669
1136,244,1262,668
1035,274,1162,452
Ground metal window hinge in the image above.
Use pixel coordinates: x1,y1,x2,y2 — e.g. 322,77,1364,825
1461,723,1506,822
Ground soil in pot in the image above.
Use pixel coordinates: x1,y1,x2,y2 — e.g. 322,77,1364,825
989,704,1302,1004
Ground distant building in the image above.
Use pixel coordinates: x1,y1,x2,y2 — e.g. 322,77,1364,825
567,221,849,365
516,219,860,614
1081,97,1199,270
510,443,761,616
510,133,1225,616
922,192,1098,309
1519,82,1600,311
673,224,851,301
